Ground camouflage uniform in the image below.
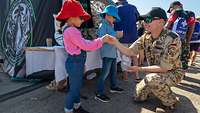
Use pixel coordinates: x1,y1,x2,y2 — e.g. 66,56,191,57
129,29,185,107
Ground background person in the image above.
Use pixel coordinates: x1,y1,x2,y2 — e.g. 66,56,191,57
165,1,195,70
188,16,200,66
114,0,140,81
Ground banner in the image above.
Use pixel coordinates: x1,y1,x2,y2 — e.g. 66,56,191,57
0,0,62,78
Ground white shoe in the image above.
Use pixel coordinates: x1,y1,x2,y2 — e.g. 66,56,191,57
86,73,96,80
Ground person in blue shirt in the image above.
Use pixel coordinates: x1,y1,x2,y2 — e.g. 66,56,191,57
114,0,140,82
95,5,124,103
189,17,200,66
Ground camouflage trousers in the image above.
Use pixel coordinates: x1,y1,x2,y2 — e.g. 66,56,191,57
135,70,184,107
181,40,190,70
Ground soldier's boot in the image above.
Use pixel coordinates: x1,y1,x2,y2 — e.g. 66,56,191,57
155,102,179,113
156,106,175,113
156,97,180,113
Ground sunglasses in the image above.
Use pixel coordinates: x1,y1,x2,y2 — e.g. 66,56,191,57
144,17,160,23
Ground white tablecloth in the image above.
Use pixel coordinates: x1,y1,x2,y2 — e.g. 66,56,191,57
25,46,102,82
25,47,55,75
54,46,68,82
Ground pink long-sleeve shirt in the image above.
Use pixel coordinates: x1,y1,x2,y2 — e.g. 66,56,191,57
63,27,103,55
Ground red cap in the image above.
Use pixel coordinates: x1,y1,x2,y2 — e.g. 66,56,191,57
56,0,91,22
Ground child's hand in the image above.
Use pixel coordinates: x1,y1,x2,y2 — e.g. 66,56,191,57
102,34,117,45
116,31,123,38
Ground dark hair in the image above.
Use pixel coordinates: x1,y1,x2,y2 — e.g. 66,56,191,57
57,20,66,34
60,20,66,28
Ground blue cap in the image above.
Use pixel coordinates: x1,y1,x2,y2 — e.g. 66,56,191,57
100,5,121,22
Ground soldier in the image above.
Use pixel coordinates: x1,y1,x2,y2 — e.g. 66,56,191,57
105,7,185,113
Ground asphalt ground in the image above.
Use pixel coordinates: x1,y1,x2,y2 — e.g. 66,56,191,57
0,56,200,113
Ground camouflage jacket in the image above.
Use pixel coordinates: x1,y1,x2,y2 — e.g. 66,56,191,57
130,29,182,70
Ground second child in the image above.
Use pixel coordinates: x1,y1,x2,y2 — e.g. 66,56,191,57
95,5,124,103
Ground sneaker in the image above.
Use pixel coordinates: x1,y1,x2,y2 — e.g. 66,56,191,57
95,94,110,103
74,106,90,113
86,73,97,80
46,79,68,92
46,80,57,90
156,98,179,113
110,87,124,93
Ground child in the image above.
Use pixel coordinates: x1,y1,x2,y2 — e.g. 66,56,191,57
56,0,109,113
95,5,124,103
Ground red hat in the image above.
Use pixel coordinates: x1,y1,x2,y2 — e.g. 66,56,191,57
56,0,91,22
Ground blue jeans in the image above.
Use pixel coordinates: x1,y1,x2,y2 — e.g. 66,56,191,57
97,57,117,95
64,51,86,112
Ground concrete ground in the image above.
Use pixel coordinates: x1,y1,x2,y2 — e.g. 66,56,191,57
0,56,200,113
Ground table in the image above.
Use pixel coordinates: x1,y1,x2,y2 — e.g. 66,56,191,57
25,46,102,82
25,47,55,75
